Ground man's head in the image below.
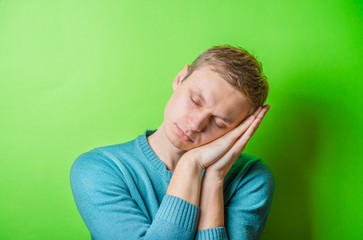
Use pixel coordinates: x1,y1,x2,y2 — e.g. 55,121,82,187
162,45,269,151
183,45,269,117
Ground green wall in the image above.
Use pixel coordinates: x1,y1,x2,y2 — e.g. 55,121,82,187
0,0,362,239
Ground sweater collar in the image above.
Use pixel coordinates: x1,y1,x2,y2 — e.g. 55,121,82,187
137,130,174,180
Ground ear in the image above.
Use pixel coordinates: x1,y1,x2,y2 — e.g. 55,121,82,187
172,64,189,91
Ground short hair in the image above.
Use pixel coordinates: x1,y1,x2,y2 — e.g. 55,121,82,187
184,45,269,116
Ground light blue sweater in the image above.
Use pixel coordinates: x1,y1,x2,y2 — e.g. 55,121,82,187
70,130,274,240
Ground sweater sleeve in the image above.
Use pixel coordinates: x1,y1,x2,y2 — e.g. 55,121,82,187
70,151,199,240
195,227,228,240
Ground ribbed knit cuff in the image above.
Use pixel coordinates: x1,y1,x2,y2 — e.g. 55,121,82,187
195,227,228,240
155,195,200,232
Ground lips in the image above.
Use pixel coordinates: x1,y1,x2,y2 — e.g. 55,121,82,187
176,124,193,142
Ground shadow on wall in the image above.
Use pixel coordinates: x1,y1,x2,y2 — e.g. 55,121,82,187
260,94,323,240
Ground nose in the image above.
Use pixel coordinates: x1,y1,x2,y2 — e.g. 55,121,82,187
188,112,210,132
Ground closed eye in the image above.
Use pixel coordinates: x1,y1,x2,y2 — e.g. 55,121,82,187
213,118,225,129
190,96,201,106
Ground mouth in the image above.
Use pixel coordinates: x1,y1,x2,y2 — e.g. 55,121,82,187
176,124,193,142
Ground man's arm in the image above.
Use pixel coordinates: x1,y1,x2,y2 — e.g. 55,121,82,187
70,105,268,240
165,107,261,208
70,151,199,240
166,105,269,239
194,105,270,240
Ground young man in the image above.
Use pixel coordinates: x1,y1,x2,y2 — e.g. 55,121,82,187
70,46,274,240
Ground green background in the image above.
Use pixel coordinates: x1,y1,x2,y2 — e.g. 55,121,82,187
0,0,362,239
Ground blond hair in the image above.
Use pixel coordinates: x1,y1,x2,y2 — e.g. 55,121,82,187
184,45,269,116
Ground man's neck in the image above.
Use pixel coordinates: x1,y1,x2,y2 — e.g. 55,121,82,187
147,123,186,171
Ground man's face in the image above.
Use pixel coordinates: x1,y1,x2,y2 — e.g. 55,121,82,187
163,65,252,151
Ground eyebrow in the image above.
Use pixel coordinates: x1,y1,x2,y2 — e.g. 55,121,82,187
193,88,233,124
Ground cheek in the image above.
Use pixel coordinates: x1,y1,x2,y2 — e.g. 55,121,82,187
207,125,235,141
198,128,224,145
164,94,189,121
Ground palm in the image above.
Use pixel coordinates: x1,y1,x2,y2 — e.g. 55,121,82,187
193,105,269,177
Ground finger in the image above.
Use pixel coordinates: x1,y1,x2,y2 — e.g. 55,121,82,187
233,105,267,137
225,105,268,142
253,106,262,118
230,105,270,141
241,108,267,143
233,118,262,153
235,114,255,132
200,105,270,157
212,115,255,149
248,107,268,138
212,106,270,168
256,105,270,121
201,114,255,157
229,106,269,153
215,119,263,167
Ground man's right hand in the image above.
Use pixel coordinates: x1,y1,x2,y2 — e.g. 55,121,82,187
183,105,270,180
166,105,270,206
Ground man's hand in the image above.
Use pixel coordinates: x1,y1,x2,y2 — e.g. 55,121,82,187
195,104,270,231
166,105,270,206
187,104,270,180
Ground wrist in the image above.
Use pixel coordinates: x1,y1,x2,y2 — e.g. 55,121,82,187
166,153,204,206
203,169,225,184
198,170,225,230
179,151,205,174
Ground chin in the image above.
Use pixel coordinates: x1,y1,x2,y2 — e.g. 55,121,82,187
168,133,195,151
164,123,197,151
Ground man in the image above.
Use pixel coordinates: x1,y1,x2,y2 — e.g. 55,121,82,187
70,45,274,240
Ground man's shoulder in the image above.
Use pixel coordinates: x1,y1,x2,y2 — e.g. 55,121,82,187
230,153,261,173
82,130,148,161
94,138,138,157
235,153,272,172
225,153,274,189
70,133,144,177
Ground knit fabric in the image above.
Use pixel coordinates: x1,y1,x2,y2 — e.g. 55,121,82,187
70,130,274,240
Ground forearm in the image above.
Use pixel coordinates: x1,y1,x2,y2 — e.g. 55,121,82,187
166,155,203,206
197,171,224,230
